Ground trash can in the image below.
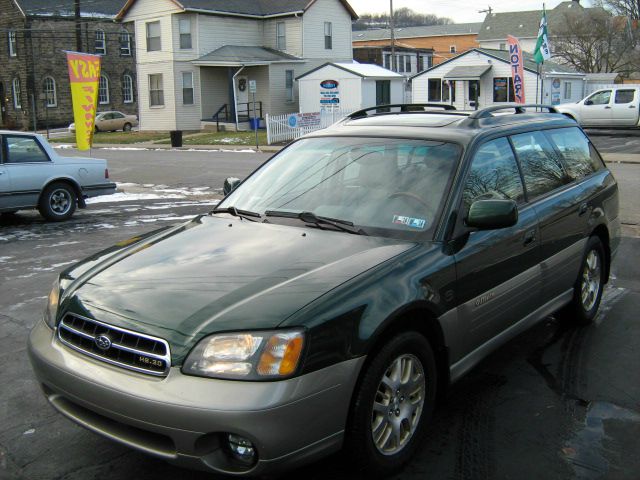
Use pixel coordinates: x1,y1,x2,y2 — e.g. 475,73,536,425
249,118,260,130
170,130,183,147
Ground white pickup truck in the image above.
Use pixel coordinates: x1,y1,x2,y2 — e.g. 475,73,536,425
555,86,640,127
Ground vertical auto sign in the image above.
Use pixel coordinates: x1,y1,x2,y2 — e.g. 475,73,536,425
65,51,101,150
320,79,340,110
507,35,526,104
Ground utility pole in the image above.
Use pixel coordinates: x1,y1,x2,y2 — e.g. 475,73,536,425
390,0,396,72
75,0,82,51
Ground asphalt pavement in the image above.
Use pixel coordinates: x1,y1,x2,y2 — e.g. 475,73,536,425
1,142,639,480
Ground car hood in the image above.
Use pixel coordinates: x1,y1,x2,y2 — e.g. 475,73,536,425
61,215,415,361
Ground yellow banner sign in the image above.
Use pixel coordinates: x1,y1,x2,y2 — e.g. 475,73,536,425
66,52,101,150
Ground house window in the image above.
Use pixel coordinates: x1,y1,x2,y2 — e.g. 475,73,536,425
95,30,106,54
384,54,390,69
179,18,192,49
120,31,132,55
146,21,161,52
418,56,423,72
405,56,411,73
149,74,164,106
8,30,17,57
123,74,134,103
324,22,332,49
43,77,57,107
277,22,286,50
182,72,194,105
98,75,109,104
286,70,294,102
12,77,21,109
398,56,404,73
449,45,456,53
492,77,516,102
564,82,572,99
428,79,442,101
427,56,433,68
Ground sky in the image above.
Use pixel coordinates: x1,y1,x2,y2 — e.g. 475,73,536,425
347,0,593,23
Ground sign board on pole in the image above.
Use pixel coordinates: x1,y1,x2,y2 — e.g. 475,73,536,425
287,112,322,129
249,80,257,94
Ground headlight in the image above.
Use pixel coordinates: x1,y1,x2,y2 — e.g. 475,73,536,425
43,278,60,328
182,329,305,380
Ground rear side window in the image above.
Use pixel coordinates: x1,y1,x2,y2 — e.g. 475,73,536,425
545,127,598,181
511,131,570,200
4,136,50,164
615,89,635,104
462,137,524,211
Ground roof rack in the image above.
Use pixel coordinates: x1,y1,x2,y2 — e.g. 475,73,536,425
468,104,559,119
348,103,458,119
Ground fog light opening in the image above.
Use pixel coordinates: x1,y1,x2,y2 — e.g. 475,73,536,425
227,434,256,465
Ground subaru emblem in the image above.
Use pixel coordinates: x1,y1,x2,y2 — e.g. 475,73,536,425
95,334,112,351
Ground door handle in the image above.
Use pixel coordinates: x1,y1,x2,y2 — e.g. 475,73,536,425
523,229,536,246
578,202,589,216
604,106,612,109
629,105,636,109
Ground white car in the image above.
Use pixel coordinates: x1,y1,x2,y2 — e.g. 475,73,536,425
0,131,116,221
555,87,640,127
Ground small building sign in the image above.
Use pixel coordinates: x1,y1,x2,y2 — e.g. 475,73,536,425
320,79,340,106
249,80,257,94
287,112,322,128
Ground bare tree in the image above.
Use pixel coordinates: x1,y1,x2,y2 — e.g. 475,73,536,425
596,0,640,20
552,8,639,73
352,8,452,31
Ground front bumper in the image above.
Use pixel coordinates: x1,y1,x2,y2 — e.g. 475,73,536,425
28,320,365,476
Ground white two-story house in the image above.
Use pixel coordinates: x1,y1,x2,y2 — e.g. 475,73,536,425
116,0,357,131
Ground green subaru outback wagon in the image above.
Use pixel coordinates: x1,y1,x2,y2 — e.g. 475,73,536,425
29,104,620,477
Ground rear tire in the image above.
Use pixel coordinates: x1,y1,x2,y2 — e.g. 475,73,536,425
344,331,437,478
38,182,77,221
123,122,132,132
562,236,606,325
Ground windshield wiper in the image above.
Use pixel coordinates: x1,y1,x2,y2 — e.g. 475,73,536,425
211,206,262,222
265,210,366,235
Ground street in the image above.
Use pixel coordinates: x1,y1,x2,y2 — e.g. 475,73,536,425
1,140,639,480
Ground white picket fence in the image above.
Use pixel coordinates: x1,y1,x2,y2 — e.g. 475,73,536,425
266,108,355,145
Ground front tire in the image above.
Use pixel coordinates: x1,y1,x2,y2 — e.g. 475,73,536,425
38,182,77,221
564,236,606,324
345,331,437,478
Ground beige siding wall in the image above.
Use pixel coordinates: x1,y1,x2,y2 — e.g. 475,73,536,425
172,13,199,62
197,15,263,55
137,63,177,130
264,17,303,57
200,67,229,119
174,62,201,130
303,0,353,60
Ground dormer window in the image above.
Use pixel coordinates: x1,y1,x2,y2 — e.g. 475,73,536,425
277,22,286,50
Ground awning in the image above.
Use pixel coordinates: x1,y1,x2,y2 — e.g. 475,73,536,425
192,45,305,67
444,65,492,80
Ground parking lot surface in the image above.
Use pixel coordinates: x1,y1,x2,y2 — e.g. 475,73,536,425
1,144,639,480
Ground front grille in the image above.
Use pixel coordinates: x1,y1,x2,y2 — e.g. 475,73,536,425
57,313,171,376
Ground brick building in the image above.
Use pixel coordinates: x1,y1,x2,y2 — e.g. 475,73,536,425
0,0,136,130
352,23,481,67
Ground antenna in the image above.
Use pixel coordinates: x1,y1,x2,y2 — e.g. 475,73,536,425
479,6,493,15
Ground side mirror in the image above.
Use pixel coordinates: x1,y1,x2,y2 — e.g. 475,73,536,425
584,100,593,106
466,199,518,230
223,177,241,196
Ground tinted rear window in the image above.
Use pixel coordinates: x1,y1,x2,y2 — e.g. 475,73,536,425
545,127,599,181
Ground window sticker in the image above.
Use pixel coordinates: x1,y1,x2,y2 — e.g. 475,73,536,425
393,215,427,229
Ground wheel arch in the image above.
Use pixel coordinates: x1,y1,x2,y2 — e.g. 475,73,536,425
39,177,85,209
362,303,450,398
591,223,611,283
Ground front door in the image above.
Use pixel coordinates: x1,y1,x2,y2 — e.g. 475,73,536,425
580,90,613,126
468,80,480,110
453,137,541,355
376,80,391,106
236,75,249,119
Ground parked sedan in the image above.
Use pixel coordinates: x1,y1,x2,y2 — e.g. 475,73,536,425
69,111,138,133
0,131,116,221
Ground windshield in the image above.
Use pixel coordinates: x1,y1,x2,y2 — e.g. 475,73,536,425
219,137,462,239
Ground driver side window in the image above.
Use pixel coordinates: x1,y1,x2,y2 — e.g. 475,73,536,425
462,137,524,212
586,90,611,105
